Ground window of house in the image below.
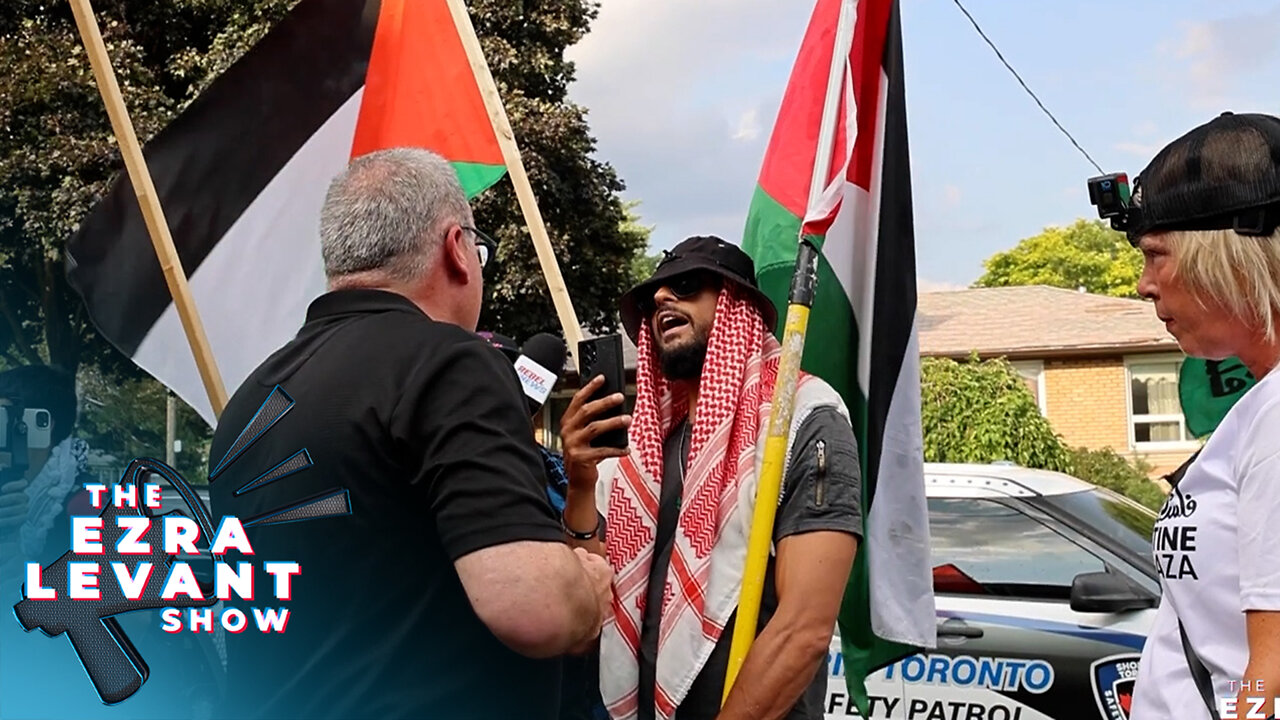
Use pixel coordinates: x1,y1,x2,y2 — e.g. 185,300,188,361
929,498,1106,600
1127,356,1195,447
1009,360,1047,416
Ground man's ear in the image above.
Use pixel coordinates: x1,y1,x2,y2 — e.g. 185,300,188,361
441,224,472,281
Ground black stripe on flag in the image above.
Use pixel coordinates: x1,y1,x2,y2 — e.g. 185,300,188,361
65,0,381,355
866,1,916,495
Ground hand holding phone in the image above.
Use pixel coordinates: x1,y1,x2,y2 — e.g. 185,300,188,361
558,336,631,494
577,335,628,449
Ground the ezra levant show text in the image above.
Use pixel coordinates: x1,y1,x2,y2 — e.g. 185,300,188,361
20,479,298,636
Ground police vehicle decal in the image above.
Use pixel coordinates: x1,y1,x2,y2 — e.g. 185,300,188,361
1090,654,1140,720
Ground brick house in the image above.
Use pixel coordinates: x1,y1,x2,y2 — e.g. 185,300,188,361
919,286,1199,477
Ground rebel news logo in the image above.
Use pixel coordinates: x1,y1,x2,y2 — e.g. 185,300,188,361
11,386,350,705
1091,654,1140,720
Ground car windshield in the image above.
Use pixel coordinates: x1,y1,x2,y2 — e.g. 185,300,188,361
1038,489,1157,565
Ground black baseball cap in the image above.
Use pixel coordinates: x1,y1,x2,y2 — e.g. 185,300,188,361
1126,111,1280,243
619,235,777,341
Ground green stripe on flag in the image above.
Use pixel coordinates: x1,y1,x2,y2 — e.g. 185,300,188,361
451,161,507,200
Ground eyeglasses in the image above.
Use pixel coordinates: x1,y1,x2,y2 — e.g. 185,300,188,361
462,226,499,268
638,271,721,316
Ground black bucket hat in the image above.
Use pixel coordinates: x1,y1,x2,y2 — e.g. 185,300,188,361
1126,111,1280,243
619,235,778,342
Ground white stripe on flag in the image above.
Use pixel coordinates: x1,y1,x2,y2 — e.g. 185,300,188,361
869,318,933,647
823,67,935,648
134,89,365,424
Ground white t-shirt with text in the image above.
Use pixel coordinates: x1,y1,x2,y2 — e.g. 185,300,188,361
1132,368,1280,718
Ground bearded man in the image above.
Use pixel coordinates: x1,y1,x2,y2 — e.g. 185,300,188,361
559,235,864,720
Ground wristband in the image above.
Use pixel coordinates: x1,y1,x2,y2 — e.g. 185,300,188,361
562,512,600,541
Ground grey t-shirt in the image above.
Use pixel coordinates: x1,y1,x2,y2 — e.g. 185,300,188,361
635,406,864,720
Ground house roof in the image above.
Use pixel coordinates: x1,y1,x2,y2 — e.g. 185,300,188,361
918,286,1180,359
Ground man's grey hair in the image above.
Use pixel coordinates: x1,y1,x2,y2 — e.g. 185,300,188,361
319,147,473,282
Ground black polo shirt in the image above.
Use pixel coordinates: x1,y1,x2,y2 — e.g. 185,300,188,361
207,289,564,720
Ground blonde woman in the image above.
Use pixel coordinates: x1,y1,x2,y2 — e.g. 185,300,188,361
1122,112,1280,720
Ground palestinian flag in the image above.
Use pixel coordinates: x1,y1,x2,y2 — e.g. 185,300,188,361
741,0,935,713
66,0,505,423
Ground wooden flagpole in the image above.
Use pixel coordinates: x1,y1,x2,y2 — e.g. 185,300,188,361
67,0,229,419
444,0,585,371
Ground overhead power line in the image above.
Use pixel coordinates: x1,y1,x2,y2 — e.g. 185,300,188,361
949,0,1105,175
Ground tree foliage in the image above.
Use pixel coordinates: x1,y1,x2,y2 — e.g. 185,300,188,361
974,219,1143,298
1067,446,1165,511
921,356,1072,471
469,0,648,340
77,367,212,482
1,0,643,468
922,355,1167,509
622,201,660,285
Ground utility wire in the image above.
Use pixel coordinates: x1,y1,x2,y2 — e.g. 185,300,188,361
949,0,1105,175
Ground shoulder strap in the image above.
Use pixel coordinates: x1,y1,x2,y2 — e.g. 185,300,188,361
1178,617,1221,720
1165,449,1201,489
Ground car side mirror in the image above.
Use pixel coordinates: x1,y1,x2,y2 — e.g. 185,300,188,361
1070,571,1157,613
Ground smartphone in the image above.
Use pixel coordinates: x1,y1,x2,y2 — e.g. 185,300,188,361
0,406,52,450
578,334,628,449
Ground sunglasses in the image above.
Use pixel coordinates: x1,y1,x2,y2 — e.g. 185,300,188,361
638,271,721,317
462,226,499,269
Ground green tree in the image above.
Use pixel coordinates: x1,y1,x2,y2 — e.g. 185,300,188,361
469,0,648,340
77,367,212,482
622,200,660,285
921,355,1073,471
2,0,643,469
922,355,1168,509
0,1,300,376
974,219,1143,298
1067,446,1166,511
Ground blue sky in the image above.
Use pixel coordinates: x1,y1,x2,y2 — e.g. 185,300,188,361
565,0,1280,290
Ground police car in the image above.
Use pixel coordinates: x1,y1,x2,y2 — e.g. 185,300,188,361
827,462,1159,720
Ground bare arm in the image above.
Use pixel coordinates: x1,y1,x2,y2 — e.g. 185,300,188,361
455,540,611,658
717,530,858,720
1236,611,1280,713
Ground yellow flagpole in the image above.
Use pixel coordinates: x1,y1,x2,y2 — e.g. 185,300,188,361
722,0,857,703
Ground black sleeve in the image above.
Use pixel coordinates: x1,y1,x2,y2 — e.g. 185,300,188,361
392,334,563,561
774,406,864,542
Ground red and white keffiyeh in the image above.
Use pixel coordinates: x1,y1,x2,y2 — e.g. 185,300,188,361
600,283,813,720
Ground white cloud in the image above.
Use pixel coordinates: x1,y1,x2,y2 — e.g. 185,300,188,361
1131,120,1160,138
567,0,812,250
733,109,762,142
1159,8,1280,110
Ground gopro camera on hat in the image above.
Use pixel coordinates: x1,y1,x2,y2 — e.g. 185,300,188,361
1088,172,1131,231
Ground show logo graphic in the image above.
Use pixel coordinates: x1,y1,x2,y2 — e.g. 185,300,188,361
10,385,350,706
1221,680,1279,719
1091,654,1140,720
